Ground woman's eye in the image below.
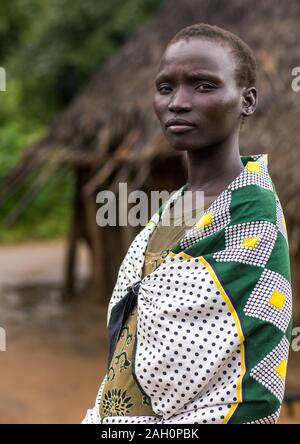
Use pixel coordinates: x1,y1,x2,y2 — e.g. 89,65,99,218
157,82,216,94
196,83,216,91
157,85,172,94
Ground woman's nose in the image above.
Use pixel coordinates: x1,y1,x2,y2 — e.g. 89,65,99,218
168,87,192,113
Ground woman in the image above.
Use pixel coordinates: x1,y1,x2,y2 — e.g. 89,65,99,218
82,23,292,424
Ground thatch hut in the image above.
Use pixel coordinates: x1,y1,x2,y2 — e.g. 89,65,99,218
2,0,300,319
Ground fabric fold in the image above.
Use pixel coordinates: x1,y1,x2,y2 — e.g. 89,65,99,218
107,281,141,371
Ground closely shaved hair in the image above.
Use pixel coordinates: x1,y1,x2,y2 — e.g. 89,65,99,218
166,23,257,89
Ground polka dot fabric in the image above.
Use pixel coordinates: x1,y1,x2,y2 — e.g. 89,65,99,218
246,408,281,424
228,155,273,193
213,220,277,267
179,154,272,251
106,186,186,328
276,195,289,245
250,337,290,402
82,154,292,424
180,191,232,250
135,253,244,422
101,415,161,424
244,268,292,332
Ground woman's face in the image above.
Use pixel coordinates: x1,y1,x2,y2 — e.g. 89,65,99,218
153,38,248,151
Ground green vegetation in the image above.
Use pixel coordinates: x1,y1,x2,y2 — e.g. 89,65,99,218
0,0,161,243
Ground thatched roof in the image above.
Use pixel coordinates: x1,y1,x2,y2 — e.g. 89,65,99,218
2,0,300,252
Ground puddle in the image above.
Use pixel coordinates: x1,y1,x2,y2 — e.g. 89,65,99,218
0,280,88,322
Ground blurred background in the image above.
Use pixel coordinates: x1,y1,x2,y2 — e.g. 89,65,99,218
0,0,300,423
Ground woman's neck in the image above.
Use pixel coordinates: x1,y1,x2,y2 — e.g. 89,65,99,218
185,136,244,195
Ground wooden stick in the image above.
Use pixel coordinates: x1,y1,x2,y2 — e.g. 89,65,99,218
85,194,107,303
62,170,82,300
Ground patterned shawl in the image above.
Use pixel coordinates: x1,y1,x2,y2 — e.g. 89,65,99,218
82,153,292,424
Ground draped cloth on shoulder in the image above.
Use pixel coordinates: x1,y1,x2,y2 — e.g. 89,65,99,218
82,153,292,424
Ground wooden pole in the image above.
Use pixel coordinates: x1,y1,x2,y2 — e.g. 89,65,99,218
85,193,107,303
62,170,82,300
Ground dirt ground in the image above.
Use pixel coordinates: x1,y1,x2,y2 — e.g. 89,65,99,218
0,240,108,423
0,240,299,423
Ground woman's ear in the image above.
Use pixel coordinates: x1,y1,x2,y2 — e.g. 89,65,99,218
241,86,257,117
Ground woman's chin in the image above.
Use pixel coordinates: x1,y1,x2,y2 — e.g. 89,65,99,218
165,132,205,152
168,140,202,152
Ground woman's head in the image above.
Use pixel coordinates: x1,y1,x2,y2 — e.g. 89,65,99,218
153,23,257,152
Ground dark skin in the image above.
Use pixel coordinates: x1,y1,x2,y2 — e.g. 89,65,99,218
153,38,257,213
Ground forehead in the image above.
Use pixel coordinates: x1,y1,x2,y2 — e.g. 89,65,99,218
157,38,237,82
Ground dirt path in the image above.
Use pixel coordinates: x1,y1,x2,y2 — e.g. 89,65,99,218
0,240,299,423
0,240,108,423
0,239,89,285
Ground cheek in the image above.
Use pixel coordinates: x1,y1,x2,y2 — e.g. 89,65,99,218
153,93,172,121
153,94,164,118
198,92,241,126
153,93,161,112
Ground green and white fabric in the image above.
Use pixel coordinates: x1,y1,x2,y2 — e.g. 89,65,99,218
82,153,292,424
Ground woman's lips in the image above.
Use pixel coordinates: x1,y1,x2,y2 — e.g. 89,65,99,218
167,124,196,133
